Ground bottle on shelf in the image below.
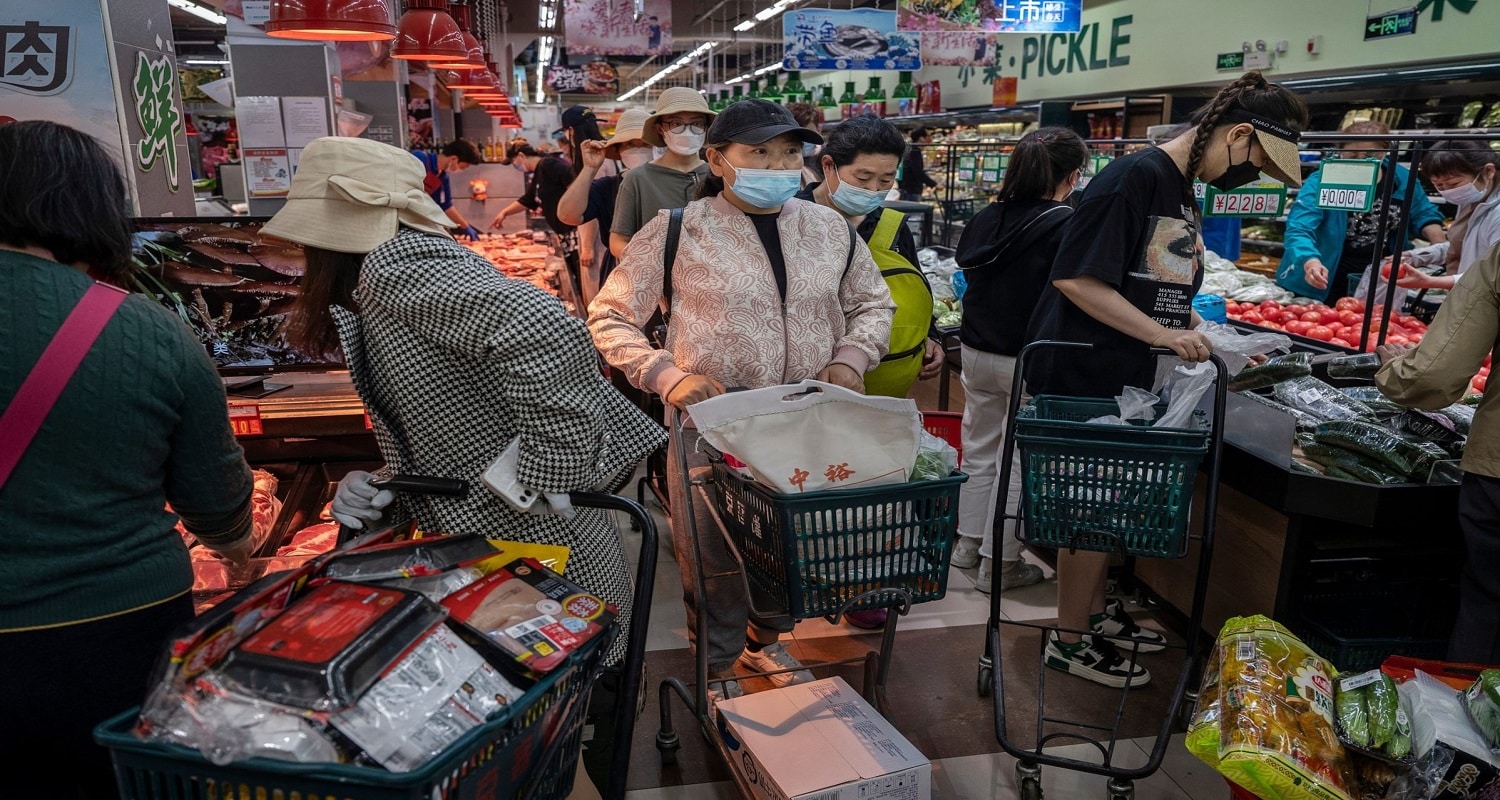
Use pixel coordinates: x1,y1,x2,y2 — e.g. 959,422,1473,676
839,81,858,119
748,78,762,99
732,85,745,102
818,84,836,109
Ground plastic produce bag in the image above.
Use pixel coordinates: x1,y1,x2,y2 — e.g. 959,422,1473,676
911,429,959,482
1463,670,1500,751
1156,362,1216,429
1198,320,1292,377
1230,352,1314,393
1274,377,1379,423
1205,615,1355,800
1400,669,1500,798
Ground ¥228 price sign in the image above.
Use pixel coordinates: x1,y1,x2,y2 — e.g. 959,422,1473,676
1203,183,1287,217
227,403,263,437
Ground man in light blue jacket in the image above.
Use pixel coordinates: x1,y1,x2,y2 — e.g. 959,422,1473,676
1276,124,1446,303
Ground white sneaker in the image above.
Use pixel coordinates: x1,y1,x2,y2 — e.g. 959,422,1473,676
950,536,981,569
1090,598,1168,654
707,678,743,705
1044,633,1151,688
737,643,815,688
975,558,1045,595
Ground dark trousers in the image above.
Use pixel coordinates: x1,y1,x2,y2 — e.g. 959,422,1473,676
0,593,195,799
1452,472,1500,664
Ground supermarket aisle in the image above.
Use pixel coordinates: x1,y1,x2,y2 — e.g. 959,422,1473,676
608,370,1232,800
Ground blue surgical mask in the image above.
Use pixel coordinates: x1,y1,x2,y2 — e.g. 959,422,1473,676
802,142,819,158
830,177,887,216
723,162,802,209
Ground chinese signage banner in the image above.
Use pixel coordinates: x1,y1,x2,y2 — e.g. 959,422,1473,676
783,9,920,72
562,0,671,57
920,31,997,66
898,0,1081,33
544,62,619,95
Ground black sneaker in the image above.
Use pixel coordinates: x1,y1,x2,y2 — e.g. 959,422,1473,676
1090,598,1167,654
1044,633,1151,688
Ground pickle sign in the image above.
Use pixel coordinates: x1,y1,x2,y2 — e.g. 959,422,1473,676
131,50,183,191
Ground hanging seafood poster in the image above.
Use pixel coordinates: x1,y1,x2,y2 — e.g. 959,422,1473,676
782,9,920,72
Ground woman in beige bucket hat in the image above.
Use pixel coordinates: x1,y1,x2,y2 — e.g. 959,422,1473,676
609,87,718,258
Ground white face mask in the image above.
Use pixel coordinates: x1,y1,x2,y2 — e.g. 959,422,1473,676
1438,174,1490,207
619,147,653,170
663,129,705,157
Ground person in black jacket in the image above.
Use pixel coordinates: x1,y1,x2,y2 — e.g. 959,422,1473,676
898,127,938,201
950,127,1088,595
491,144,584,298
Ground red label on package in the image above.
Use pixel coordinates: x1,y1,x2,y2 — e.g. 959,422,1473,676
239,582,402,663
228,403,263,436
564,594,605,621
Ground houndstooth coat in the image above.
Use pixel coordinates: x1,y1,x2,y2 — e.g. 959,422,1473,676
331,230,666,663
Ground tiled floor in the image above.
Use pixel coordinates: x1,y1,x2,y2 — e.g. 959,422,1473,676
609,373,1232,800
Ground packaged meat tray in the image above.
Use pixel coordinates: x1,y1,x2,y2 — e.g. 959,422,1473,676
220,581,447,710
441,558,616,676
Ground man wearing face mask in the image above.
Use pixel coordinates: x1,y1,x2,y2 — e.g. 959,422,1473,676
609,87,716,259
412,139,483,240
490,144,584,298
558,108,654,295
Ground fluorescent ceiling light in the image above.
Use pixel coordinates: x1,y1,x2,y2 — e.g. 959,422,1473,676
180,58,229,66
538,0,557,30
735,0,800,33
725,61,782,84
537,35,555,65
618,41,717,101
168,0,227,25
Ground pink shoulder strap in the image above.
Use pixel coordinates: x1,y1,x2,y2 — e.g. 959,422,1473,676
0,282,129,489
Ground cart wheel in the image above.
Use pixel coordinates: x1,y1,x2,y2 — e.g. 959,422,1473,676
1106,777,1134,800
977,665,993,698
1016,763,1043,800
656,731,680,766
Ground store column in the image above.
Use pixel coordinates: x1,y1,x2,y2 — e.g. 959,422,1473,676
0,0,195,215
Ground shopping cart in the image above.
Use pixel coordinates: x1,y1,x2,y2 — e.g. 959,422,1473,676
655,403,967,775
96,482,661,800
977,341,1228,800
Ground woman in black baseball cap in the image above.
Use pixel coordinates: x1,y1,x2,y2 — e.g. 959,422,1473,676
589,98,895,700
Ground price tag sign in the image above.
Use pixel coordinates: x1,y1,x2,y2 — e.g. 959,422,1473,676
1091,154,1112,175
1316,159,1380,213
228,403,264,437
980,154,1004,184
1193,180,1207,201
957,155,977,182
1204,181,1288,217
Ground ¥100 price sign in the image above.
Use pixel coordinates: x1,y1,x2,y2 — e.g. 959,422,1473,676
1316,159,1381,213
1203,182,1287,217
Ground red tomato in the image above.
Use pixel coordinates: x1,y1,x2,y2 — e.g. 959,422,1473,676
1330,338,1354,348
1301,311,1324,324
1481,366,1491,377
1475,375,1488,393
1335,297,1363,312
1307,325,1335,342
1285,320,1314,335
1388,335,1410,345
1485,354,1492,369
1241,311,1264,324
1338,310,1363,327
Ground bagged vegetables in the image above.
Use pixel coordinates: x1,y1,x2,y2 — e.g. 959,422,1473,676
1229,352,1313,392
1313,421,1440,480
1463,669,1500,751
1243,389,1324,432
1190,615,1354,800
1275,378,1379,423
1326,353,1383,381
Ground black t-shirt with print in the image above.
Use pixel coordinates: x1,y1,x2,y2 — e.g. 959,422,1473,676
1025,147,1203,398
1331,196,1402,302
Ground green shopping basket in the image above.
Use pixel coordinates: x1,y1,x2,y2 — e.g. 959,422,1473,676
709,457,966,620
93,629,610,800
1014,395,1210,559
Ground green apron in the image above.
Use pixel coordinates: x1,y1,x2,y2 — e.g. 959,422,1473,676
863,209,933,398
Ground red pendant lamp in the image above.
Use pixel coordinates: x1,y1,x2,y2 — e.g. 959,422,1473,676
392,0,468,62
429,3,484,69
445,66,497,90
266,0,396,41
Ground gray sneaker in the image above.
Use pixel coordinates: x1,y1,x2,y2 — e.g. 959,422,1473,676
976,558,1045,595
950,535,982,569
737,642,815,687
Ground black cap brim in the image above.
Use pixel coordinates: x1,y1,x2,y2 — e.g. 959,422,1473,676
724,123,823,146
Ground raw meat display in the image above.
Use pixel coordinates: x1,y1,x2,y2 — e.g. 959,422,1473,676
461,233,563,298
278,522,341,558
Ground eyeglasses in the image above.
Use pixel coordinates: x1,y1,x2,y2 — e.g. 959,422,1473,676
662,121,706,135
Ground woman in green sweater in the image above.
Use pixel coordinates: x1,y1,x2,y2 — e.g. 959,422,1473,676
0,121,256,798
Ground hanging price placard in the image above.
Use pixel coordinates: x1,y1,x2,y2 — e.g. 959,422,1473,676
980,154,1005,184
956,154,977,182
228,403,264,437
1203,181,1288,217
1315,159,1381,213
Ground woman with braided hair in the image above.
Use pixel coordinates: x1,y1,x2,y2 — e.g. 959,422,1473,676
1022,72,1309,688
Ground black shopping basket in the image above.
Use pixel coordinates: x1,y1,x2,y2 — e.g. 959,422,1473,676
95,630,610,800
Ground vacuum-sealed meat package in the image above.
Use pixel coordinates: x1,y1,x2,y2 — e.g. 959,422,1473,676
441,558,616,676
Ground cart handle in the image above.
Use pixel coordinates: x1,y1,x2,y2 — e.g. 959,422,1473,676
370,474,468,496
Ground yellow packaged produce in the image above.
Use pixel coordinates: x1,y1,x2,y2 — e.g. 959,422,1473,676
1214,615,1353,800
1185,644,1224,769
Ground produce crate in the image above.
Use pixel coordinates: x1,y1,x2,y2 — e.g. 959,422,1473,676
94,631,608,800
1013,396,1210,559
709,459,965,620
1292,617,1448,675
1290,574,1455,673
922,411,964,468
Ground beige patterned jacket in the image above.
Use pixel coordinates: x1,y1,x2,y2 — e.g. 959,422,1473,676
588,195,895,395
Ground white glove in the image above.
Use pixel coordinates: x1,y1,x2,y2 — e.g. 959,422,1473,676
332,470,395,530
523,492,576,520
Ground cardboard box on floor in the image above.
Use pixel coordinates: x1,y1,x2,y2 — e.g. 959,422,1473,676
715,676,931,800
